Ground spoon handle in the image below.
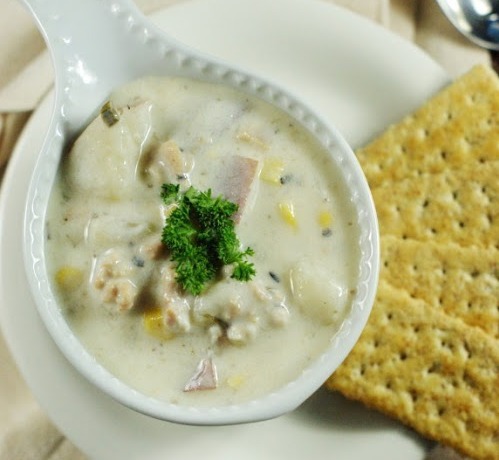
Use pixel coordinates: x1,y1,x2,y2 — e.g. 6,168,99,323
19,0,188,133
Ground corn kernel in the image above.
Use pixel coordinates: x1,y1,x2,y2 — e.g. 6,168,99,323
143,307,172,340
260,158,284,184
227,374,245,389
55,266,83,291
318,210,333,228
278,201,298,228
236,131,268,150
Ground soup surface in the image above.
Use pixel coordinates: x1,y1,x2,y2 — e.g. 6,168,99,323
46,76,360,406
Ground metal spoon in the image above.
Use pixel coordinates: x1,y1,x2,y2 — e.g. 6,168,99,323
435,0,499,50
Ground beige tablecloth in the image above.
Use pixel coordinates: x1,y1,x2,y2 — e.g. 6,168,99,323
0,1,492,459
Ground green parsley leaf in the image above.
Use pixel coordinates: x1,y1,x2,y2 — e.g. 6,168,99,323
160,183,181,205
161,184,255,295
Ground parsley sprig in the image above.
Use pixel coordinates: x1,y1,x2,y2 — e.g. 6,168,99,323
161,184,256,295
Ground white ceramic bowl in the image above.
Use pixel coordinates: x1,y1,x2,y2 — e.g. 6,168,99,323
22,0,379,425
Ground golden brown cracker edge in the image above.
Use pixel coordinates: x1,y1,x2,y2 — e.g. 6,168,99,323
326,281,499,460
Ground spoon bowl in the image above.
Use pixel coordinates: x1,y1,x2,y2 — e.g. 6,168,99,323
435,0,499,50
21,0,379,425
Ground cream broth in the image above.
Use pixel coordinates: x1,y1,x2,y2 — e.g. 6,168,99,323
46,76,360,406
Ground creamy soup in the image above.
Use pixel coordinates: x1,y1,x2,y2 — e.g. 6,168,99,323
46,76,360,406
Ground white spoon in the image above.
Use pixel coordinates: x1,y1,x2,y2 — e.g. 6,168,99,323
21,0,379,425
435,0,499,50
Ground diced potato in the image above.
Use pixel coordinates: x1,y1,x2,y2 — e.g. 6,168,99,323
318,210,333,228
278,201,298,228
260,158,284,184
289,259,348,325
55,266,83,291
67,102,155,199
143,307,172,340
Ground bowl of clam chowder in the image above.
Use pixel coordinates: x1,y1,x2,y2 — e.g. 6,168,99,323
24,75,379,425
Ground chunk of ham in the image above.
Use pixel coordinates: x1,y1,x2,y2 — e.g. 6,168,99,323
183,357,218,392
210,155,259,222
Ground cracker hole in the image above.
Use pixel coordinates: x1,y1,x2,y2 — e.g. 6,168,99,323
438,407,446,416
427,362,439,374
409,390,418,403
462,136,471,147
399,351,408,361
463,342,472,359
440,339,454,352
463,370,476,389
440,150,447,160
422,199,430,208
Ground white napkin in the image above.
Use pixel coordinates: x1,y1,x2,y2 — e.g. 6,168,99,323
0,0,491,458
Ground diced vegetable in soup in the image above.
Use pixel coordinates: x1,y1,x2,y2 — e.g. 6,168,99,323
46,76,360,406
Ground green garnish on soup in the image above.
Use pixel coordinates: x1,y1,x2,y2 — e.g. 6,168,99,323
160,183,256,295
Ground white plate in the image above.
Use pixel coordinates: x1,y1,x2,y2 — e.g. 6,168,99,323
0,0,448,458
